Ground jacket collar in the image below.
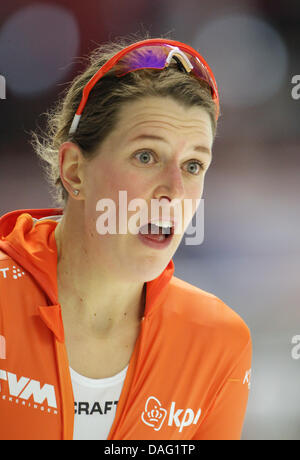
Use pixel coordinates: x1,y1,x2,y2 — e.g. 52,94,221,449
0,208,174,341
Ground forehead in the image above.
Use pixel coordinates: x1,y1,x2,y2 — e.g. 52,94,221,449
112,96,213,146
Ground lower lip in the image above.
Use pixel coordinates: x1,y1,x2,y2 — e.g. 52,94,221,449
137,231,174,249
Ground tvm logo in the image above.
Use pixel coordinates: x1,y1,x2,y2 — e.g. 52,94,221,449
0,368,57,413
141,396,201,433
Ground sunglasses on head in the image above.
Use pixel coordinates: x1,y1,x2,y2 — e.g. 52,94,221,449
69,38,220,135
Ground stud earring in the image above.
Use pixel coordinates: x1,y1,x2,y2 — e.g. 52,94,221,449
73,189,79,196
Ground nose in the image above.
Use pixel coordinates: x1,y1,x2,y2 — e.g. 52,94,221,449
153,163,185,203
150,164,186,231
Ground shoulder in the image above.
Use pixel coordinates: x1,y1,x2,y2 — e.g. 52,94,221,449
165,276,251,350
0,250,39,306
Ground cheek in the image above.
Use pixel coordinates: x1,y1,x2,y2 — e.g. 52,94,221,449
86,160,149,228
87,159,123,200
106,167,148,202
185,178,204,199
92,158,145,198
182,182,204,228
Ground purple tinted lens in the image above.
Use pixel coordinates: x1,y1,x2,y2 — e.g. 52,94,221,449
188,55,216,94
114,45,216,96
115,46,169,76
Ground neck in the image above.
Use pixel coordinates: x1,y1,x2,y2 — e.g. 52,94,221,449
55,209,146,338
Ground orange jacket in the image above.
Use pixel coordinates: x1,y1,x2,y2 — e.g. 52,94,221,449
0,209,252,440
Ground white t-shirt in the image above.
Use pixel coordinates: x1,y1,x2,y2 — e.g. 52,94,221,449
70,365,129,440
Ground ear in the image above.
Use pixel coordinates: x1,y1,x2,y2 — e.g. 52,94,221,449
58,142,85,199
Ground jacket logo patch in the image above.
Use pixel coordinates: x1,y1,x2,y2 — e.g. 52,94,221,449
0,368,58,414
243,368,252,389
0,266,26,280
141,396,201,433
141,396,167,431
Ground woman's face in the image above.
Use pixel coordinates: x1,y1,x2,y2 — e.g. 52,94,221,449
81,96,214,282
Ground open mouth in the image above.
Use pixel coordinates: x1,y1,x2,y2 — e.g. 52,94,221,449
138,222,174,242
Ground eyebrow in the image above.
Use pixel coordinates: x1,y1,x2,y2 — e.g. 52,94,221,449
129,134,212,155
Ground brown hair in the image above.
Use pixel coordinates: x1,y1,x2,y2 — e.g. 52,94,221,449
31,33,219,207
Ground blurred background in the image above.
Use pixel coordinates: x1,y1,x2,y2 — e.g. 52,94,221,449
0,0,299,440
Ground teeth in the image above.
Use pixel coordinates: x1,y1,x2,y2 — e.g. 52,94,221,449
152,221,173,228
139,221,174,236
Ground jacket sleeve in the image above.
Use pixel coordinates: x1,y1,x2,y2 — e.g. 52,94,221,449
193,337,252,440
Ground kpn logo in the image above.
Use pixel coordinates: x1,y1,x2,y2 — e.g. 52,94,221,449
141,396,201,433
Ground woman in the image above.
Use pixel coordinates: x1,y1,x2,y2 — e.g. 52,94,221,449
0,35,251,440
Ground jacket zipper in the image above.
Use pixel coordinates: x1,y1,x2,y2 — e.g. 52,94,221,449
55,338,75,440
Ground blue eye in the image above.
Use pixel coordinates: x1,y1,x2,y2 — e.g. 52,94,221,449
135,150,154,164
186,161,204,175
